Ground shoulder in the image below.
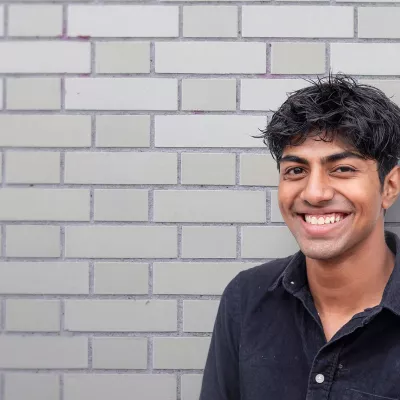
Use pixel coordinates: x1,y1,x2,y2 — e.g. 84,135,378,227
222,254,297,312
237,254,295,292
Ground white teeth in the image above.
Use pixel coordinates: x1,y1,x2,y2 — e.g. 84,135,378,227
304,213,347,225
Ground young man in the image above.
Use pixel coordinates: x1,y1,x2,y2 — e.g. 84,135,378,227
200,75,400,400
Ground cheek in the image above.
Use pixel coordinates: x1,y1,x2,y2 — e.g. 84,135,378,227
278,184,299,217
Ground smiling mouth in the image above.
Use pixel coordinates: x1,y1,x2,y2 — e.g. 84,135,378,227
299,212,350,226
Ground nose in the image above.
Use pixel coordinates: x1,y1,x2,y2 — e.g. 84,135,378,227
299,170,335,205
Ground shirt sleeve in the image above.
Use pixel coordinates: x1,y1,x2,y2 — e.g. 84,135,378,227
199,273,242,400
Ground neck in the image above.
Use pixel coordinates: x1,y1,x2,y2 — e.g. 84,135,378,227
306,225,395,318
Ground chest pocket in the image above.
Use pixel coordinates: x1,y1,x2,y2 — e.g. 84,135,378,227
344,389,399,400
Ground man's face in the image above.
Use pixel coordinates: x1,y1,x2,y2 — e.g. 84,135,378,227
278,136,384,261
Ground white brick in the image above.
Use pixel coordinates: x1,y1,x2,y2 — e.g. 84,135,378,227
242,6,353,38
65,152,177,184
183,300,219,332
69,6,178,37
7,78,60,110
9,5,62,36
65,226,177,258
94,262,148,295
6,300,60,332
181,153,236,185
0,336,87,368
6,225,60,258
359,8,400,38
93,338,147,369
182,79,237,111
155,116,266,148
153,337,210,369
0,262,89,294
65,300,177,332
6,151,60,183
154,190,266,223
96,115,150,148
359,80,400,107
240,154,279,186
183,6,237,37
153,262,255,295
270,189,284,223
241,79,309,111
156,42,266,73
0,42,89,73
181,375,203,400
66,78,177,111
64,374,176,400
241,226,299,258
182,226,237,258
0,189,89,221
94,189,148,221
5,373,59,400
331,44,400,75
0,115,91,148
96,42,150,74
271,43,326,74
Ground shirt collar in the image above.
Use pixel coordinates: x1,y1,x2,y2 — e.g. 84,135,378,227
380,231,400,316
268,231,400,315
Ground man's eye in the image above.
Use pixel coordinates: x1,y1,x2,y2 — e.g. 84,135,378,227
286,167,304,175
334,166,356,173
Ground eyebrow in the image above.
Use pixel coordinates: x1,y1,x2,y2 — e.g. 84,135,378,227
279,151,366,167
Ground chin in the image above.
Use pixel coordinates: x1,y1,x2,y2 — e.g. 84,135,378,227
298,241,346,261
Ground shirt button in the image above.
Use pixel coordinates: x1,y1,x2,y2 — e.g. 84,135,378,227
315,374,325,384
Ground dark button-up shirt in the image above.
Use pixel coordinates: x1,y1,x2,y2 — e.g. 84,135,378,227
200,231,400,400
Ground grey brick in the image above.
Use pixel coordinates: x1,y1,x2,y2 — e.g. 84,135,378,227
153,262,255,295
92,337,147,369
154,190,266,223
153,337,210,369
64,374,176,400
65,300,177,332
241,226,299,258
5,373,59,400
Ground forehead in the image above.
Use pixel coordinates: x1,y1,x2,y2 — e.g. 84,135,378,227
282,136,356,158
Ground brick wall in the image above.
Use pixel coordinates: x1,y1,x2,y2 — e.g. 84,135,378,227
0,2,399,400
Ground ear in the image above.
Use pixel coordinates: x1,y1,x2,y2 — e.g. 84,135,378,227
382,165,400,210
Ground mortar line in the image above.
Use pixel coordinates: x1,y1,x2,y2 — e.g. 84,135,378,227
150,42,155,74
88,336,93,369
62,4,67,38
3,3,8,38
59,374,64,400
266,42,272,75
354,7,359,38
177,373,182,400
237,5,242,38
179,5,183,38
1,372,4,400
2,77,6,112
325,42,330,76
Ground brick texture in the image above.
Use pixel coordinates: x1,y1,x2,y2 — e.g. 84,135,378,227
0,2,399,400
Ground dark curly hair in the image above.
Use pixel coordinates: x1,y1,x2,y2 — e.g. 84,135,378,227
260,74,400,184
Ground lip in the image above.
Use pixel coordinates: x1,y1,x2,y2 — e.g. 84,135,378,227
297,213,352,237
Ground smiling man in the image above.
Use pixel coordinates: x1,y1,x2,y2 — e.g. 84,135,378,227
200,75,400,400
